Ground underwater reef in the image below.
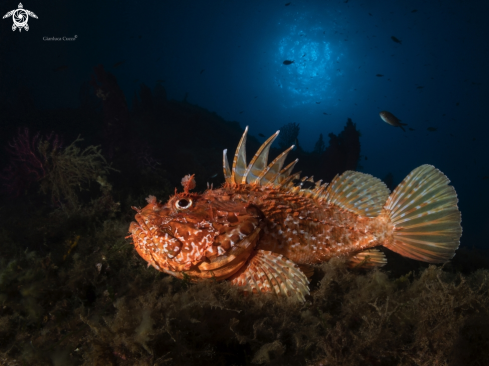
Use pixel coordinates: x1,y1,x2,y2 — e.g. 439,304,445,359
1,68,489,365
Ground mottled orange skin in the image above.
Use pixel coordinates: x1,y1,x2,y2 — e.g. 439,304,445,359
239,185,394,264
129,183,395,281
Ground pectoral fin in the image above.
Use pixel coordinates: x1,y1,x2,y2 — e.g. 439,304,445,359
229,250,310,302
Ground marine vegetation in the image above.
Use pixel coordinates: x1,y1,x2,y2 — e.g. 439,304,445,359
2,128,115,214
128,127,462,302
1,236,489,365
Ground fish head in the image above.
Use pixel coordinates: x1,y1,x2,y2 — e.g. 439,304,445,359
129,190,264,280
379,111,397,125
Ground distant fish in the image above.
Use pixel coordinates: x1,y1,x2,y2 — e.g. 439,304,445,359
323,112,330,115
411,9,417,13
391,36,402,44
239,111,244,114
258,133,265,137
200,69,205,74
365,156,368,160
210,173,218,178
379,111,408,132
408,128,415,131
417,86,424,89
113,60,125,68
283,60,294,65
285,2,291,5
302,53,306,57
427,127,437,132
483,176,489,180
376,74,384,77
53,65,68,72
316,101,321,104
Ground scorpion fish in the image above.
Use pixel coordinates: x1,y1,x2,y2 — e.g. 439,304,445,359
128,127,462,301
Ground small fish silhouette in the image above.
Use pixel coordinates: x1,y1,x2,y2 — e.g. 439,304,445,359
283,60,294,65
427,127,437,132
391,36,402,44
380,111,408,132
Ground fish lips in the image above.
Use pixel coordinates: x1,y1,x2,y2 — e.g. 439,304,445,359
129,212,263,275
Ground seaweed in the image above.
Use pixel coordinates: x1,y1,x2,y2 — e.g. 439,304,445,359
1,239,489,366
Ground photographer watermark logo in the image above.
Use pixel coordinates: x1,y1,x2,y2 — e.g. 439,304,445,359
3,3,38,32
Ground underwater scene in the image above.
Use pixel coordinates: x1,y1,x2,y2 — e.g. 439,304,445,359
1,0,489,365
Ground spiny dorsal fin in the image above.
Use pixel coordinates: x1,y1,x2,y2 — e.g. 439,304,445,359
224,127,299,186
223,149,232,183
323,171,390,217
278,160,299,185
242,131,280,184
281,170,301,188
231,126,248,184
258,145,295,185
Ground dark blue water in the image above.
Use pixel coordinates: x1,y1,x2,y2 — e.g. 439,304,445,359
1,0,488,248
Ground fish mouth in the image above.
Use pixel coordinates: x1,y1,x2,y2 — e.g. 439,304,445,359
166,226,262,281
129,217,262,280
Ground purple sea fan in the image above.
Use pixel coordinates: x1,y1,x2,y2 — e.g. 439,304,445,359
1,128,62,196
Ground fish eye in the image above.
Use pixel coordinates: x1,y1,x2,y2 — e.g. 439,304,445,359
175,198,192,210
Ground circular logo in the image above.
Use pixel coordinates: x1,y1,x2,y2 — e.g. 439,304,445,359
12,9,28,28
